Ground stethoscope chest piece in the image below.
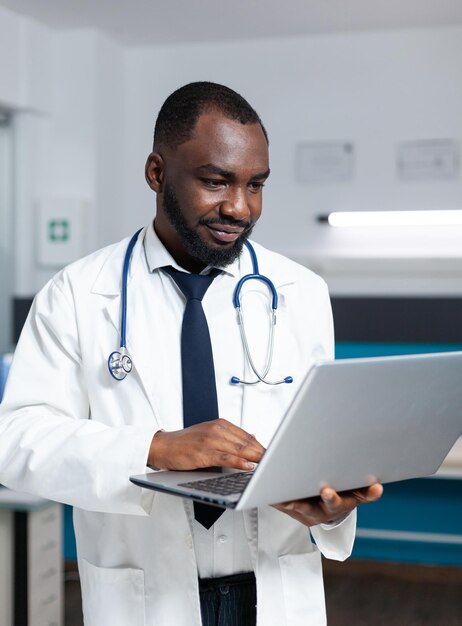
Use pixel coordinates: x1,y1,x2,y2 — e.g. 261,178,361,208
108,350,133,381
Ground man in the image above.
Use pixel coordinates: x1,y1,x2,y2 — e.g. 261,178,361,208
0,82,381,626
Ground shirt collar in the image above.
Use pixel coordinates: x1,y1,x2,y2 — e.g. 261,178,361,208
143,220,240,277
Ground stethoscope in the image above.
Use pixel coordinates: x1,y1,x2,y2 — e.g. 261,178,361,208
108,229,293,386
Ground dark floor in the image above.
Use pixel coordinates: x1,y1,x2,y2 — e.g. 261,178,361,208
65,559,462,625
323,559,462,625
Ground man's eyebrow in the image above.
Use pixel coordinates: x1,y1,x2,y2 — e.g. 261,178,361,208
251,168,270,180
196,164,234,177
196,164,271,180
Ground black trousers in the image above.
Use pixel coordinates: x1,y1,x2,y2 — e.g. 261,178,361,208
199,572,257,626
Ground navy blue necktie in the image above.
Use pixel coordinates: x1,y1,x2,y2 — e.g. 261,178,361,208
163,266,225,529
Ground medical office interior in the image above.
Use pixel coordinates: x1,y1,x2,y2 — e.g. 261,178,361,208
1,0,462,624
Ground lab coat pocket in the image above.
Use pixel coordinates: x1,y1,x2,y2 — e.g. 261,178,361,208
80,559,145,626
278,548,326,626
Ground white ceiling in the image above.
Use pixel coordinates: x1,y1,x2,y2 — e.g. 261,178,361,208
1,0,462,46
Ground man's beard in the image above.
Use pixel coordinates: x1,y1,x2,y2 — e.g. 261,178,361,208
162,183,255,267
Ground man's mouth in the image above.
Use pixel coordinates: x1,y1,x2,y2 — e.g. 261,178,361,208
204,223,245,244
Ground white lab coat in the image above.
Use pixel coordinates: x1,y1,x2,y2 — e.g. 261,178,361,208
0,227,356,626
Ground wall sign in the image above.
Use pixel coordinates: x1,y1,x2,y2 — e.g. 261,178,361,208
36,199,87,268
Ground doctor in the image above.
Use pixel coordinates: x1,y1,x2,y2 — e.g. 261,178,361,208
0,82,382,626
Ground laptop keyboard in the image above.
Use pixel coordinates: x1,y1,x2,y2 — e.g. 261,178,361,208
178,471,254,496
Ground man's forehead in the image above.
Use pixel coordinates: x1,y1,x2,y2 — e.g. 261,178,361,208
195,109,265,138
173,111,269,170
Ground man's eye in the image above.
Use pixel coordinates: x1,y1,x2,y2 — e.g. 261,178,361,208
249,182,265,191
202,179,224,188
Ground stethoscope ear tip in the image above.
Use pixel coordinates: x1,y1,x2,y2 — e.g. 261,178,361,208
284,376,294,384
230,376,241,385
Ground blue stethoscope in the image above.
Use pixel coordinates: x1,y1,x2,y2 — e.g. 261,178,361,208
108,229,293,386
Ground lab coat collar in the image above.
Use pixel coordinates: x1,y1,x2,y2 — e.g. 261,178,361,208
90,227,147,296
89,220,241,300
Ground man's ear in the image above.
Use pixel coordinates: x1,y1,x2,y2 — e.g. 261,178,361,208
145,152,165,192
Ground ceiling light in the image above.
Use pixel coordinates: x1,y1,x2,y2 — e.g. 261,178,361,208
323,210,462,228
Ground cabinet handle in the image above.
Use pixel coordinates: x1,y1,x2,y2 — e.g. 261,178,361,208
41,540,57,552
41,566,58,580
41,511,57,524
40,593,57,606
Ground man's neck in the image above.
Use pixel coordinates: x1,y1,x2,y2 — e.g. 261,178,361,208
153,217,206,274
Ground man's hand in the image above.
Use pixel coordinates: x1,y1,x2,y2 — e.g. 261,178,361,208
273,483,383,527
147,419,266,471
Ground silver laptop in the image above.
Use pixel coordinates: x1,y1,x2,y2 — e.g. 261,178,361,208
130,352,462,510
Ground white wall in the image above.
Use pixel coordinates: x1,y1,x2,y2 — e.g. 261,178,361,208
2,6,462,296
0,5,52,111
49,29,125,252
123,28,462,293
0,5,54,300
0,119,13,352
0,5,125,296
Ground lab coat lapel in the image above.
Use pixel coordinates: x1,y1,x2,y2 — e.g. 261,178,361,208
122,266,169,430
104,294,123,344
93,229,164,429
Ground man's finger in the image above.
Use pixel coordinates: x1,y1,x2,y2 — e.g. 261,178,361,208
320,488,344,511
320,483,383,512
213,451,256,470
349,483,383,502
205,420,266,459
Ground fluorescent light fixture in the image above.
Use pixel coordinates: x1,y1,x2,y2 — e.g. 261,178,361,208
326,210,462,228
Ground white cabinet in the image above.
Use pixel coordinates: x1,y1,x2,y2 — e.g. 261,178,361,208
0,489,63,626
0,508,13,626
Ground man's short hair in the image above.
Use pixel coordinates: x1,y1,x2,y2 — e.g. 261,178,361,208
153,81,268,150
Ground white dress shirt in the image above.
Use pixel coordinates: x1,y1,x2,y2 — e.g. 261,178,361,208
143,222,253,578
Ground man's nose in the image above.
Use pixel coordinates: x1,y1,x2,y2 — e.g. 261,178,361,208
220,186,251,222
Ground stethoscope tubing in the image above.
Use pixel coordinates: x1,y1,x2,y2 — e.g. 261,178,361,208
231,241,292,385
120,228,143,349
108,230,292,385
